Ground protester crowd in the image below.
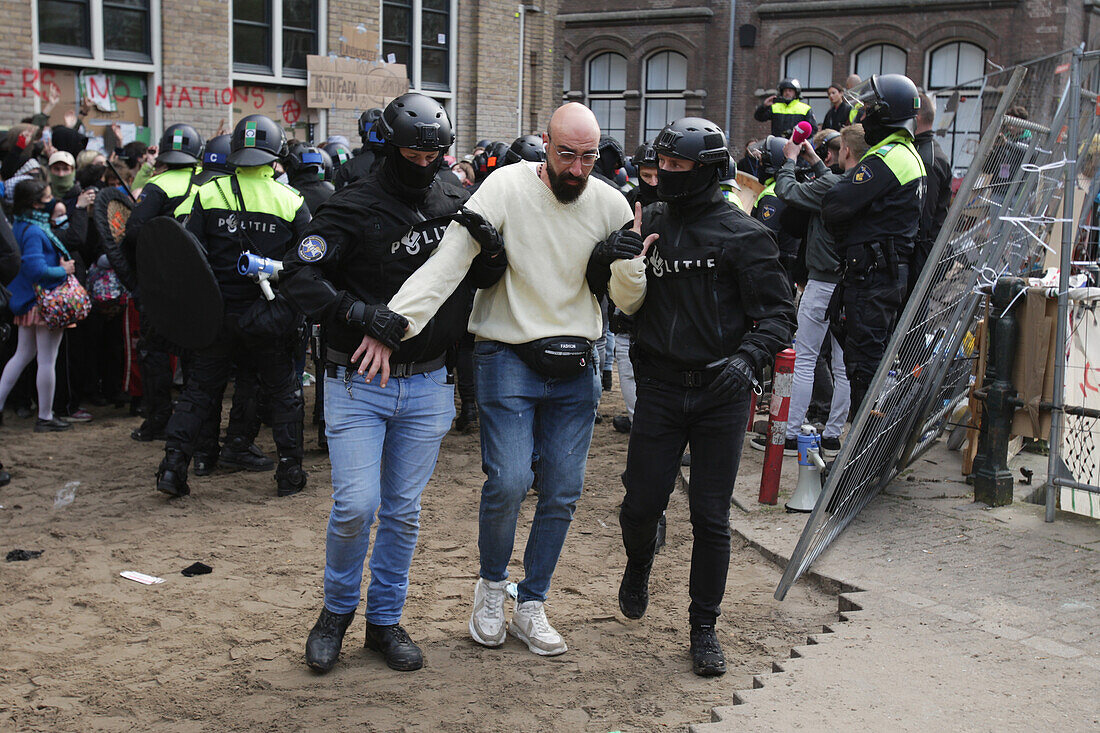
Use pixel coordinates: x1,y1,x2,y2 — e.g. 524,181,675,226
0,69,951,677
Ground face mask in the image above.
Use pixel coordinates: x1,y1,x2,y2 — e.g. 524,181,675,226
49,170,75,198
635,180,659,206
384,145,441,199
453,168,466,183
52,214,69,229
863,118,893,147
657,165,717,203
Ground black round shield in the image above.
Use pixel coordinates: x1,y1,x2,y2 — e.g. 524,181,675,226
92,186,132,246
136,217,223,351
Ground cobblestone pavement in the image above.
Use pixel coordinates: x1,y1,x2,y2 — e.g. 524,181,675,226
694,441,1100,731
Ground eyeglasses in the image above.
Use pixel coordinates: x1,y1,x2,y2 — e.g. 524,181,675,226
554,147,599,165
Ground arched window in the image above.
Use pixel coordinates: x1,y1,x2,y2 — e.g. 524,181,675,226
643,50,688,143
784,46,834,124
928,41,987,172
587,52,627,145
854,44,907,79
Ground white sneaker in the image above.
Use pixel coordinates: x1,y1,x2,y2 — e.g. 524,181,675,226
508,600,568,656
469,577,509,647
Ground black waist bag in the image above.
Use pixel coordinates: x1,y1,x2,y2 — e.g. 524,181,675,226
513,336,593,378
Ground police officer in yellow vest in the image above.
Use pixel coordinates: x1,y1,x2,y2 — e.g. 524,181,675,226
123,123,205,443
821,74,926,414
754,78,818,138
156,114,311,499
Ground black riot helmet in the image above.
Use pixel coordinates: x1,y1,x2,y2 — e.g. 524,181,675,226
284,141,328,182
228,114,287,166
632,141,658,170
358,107,384,147
653,117,732,203
844,73,920,135
320,140,354,168
755,135,789,180
377,93,455,151
485,141,510,171
778,78,802,99
503,134,546,165
157,123,204,166
194,134,233,183
476,138,491,151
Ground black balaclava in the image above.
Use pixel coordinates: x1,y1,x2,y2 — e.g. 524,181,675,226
862,117,895,147
657,162,719,205
635,175,660,206
382,144,442,201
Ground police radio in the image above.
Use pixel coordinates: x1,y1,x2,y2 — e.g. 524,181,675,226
237,252,283,301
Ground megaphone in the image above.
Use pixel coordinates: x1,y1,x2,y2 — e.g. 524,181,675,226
786,425,826,513
237,251,283,301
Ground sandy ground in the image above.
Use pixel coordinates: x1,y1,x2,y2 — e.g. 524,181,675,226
0,383,832,732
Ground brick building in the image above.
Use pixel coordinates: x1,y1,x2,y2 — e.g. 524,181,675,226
559,0,1100,167
0,0,558,154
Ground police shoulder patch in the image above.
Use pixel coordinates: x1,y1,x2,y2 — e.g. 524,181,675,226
853,163,874,184
298,235,327,262
761,204,776,219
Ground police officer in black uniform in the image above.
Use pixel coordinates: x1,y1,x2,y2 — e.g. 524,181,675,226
280,93,506,673
911,91,952,298
609,117,795,676
123,123,205,443
821,74,926,414
333,108,384,191
751,135,807,291
284,141,335,215
156,114,311,498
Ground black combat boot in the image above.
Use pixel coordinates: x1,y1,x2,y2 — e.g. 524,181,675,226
612,415,632,434
131,420,166,442
156,449,190,497
220,438,276,472
275,458,308,497
192,451,219,476
364,622,423,671
305,608,356,673
689,624,727,677
454,401,478,432
618,559,652,620
602,369,613,391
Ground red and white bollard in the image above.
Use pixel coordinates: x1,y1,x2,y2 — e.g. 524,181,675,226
759,348,796,505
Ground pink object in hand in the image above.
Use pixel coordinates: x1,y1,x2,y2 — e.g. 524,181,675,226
791,121,813,145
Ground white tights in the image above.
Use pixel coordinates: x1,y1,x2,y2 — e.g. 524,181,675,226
0,325,64,420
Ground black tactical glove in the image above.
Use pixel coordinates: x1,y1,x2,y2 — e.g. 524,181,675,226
592,229,644,266
239,293,300,341
450,207,504,258
709,355,758,401
345,301,408,350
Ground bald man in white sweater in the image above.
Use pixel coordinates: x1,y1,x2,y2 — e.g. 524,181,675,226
371,104,647,656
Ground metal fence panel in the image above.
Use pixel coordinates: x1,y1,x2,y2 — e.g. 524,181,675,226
776,50,1095,600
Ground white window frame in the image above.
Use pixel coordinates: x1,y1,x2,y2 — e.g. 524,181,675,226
378,0,458,149
783,45,834,128
231,0,327,87
586,51,628,147
642,50,688,145
32,0,164,135
926,41,987,173
852,43,907,79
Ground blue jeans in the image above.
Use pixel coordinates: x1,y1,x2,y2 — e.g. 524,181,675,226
322,365,454,623
474,341,601,604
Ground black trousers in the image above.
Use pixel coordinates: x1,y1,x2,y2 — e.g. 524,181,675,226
137,316,176,430
456,331,476,405
840,263,908,410
620,376,751,627
164,316,302,466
